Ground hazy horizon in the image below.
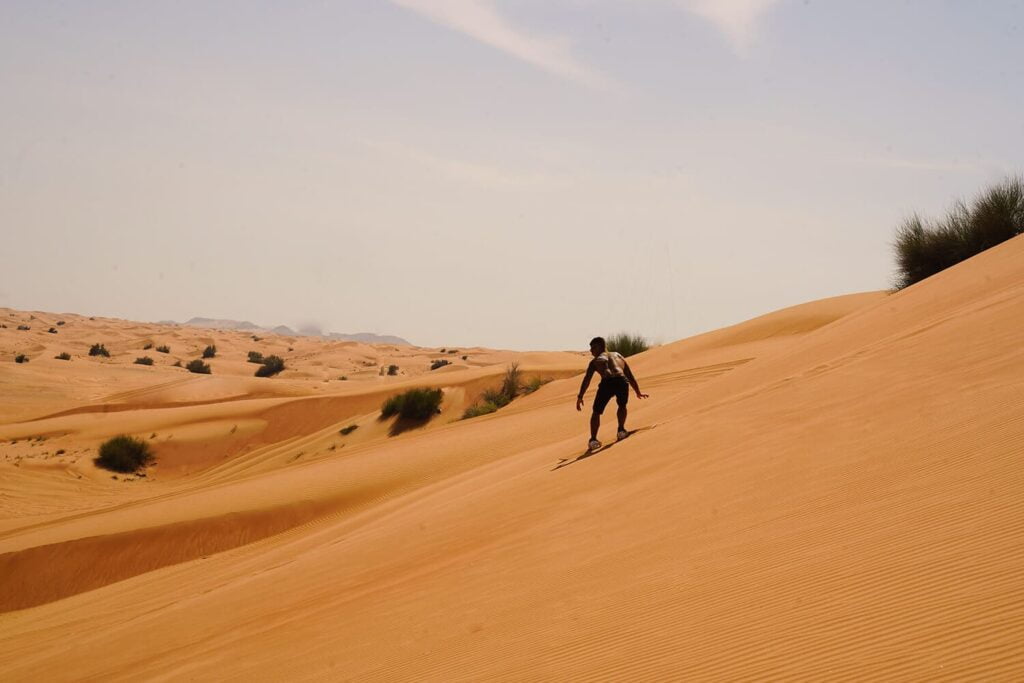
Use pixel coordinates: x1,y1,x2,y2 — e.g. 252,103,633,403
3,1,1021,349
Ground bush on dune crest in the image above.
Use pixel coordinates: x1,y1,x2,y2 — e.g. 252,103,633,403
462,363,548,419
255,355,285,377
381,387,443,420
95,435,153,473
606,332,649,357
894,177,1024,289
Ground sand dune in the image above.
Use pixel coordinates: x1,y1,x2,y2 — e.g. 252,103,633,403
2,236,1023,679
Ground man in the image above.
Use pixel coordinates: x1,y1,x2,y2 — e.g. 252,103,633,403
576,337,648,451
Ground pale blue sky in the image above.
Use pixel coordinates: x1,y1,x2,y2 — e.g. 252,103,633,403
2,1,1021,349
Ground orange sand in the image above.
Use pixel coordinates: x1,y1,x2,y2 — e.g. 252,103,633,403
1,236,1023,679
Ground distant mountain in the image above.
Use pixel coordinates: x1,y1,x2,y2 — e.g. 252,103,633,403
177,317,410,345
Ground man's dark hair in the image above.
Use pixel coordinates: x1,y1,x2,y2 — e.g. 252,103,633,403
590,336,606,350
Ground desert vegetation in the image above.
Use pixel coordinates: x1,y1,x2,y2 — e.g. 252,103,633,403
462,363,538,419
388,364,399,376
55,352,71,361
134,356,154,366
381,387,444,420
340,425,359,435
143,342,153,350
202,344,217,359
430,359,450,371
89,343,110,357
15,354,29,364
255,355,285,377
94,435,154,473
247,351,264,363
606,333,650,357
17,325,30,331
155,345,170,353
186,359,211,374
47,327,58,334
894,177,1024,289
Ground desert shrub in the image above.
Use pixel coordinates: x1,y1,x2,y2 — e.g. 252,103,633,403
388,364,399,376
57,321,65,326
606,332,649,357
173,360,182,367
255,355,285,377
55,352,71,361
247,350,264,363
202,344,217,359
462,355,468,361
440,348,446,353
15,354,29,363
155,345,170,353
89,343,110,357
894,177,1024,289
462,401,499,419
430,359,450,371
339,375,348,380
143,342,153,350
47,327,58,334
17,325,30,331
500,362,521,400
340,425,359,435
381,387,443,420
134,356,154,366
94,435,153,473
186,359,211,374
522,376,552,394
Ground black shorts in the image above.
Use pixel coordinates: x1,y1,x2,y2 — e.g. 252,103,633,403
593,377,629,415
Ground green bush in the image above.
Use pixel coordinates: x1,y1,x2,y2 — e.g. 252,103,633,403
94,434,154,473
15,354,29,363
606,333,649,357
340,424,359,435
56,321,65,326
381,387,443,420
47,327,58,334
387,364,399,376
255,355,285,377
894,177,1024,289
522,376,551,394
462,401,499,419
143,342,153,350
55,352,71,361
247,351,264,363
17,325,30,331
430,359,450,371
134,356,154,366
186,359,211,374
89,343,110,357
202,344,217,359
155,345,170,353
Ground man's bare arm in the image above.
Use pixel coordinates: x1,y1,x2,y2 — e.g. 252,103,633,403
576,363,596,411
623,362,649,399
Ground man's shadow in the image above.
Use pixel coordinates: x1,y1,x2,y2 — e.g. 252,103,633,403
552,425,656,471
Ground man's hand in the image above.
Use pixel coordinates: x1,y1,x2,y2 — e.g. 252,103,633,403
636,391,649,399
576,396,584,411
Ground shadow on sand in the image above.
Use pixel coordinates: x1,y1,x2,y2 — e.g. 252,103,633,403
552,424,657,471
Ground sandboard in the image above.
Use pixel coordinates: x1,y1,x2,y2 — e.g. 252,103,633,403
553,424,657,471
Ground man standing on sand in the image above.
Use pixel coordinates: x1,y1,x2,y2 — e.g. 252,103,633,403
576,337,648,452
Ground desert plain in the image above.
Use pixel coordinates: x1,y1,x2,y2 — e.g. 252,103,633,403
1,235,1023,680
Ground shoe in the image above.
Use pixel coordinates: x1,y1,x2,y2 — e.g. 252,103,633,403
588,439,602,452
617,429,629,441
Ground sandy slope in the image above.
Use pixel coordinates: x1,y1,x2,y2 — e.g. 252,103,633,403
2,237,1023,680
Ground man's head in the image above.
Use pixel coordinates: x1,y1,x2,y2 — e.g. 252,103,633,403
589,336,606,356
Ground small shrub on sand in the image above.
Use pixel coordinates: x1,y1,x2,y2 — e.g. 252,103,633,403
606,333,649,357
55,352,71,361
202,344,217,359
173,360,182,367
255,355,285,377
247,350,264,363
143,342,153,350
95,435,153,473
387,364,399,376
47,327,58,334
462,355,468,361
522,376,551,394
56,321,65,326
134,356,154,366
381,387,443,420
155,345,170,353
462,401,499,419
430,359,450,371
15,354,29,363
894,177,1024,289
89,343,110,357
17,324,30,331
186,359,211,374
340,424,359,435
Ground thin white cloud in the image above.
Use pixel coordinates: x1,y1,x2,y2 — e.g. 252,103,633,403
674,0,784,54
390,0,610,89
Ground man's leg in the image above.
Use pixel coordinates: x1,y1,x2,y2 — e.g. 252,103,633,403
590,411,600,440
617,404,627,432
